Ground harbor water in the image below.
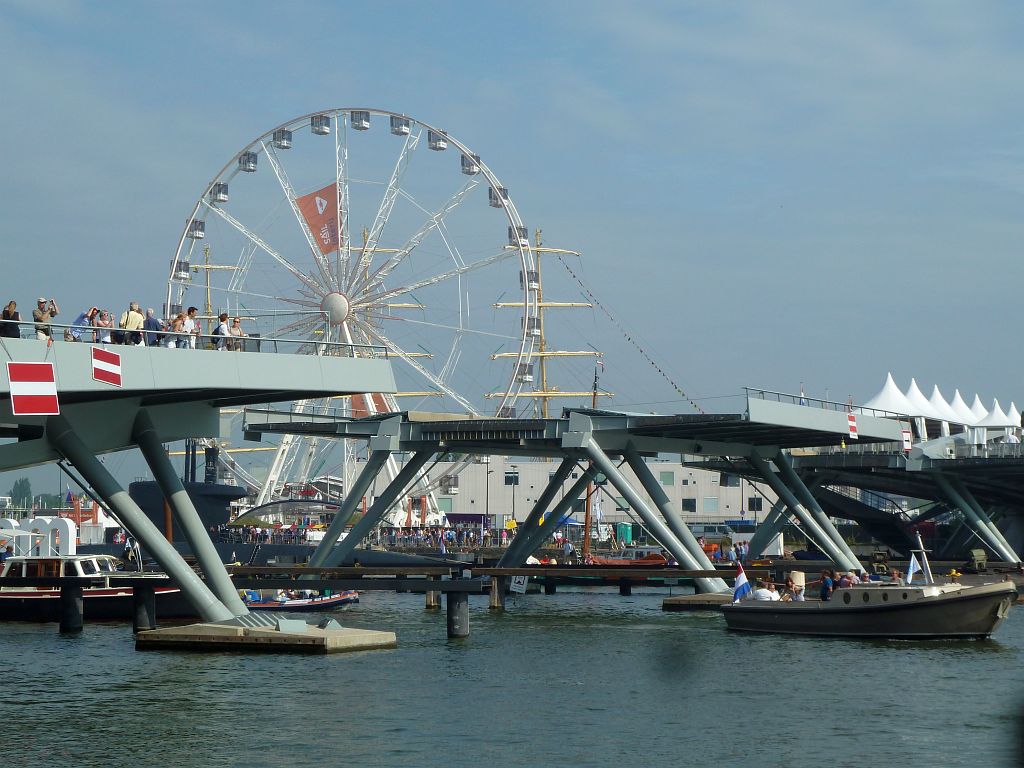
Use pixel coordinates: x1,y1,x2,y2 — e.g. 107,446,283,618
3,587,1022,768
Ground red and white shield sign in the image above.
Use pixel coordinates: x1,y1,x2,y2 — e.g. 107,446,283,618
91,347,122,387
847,412,859,440
6,361,60,416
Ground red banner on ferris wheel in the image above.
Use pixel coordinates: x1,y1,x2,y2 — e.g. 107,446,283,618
296,183,341,256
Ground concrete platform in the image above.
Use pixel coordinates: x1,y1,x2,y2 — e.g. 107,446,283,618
662,592,732,612
136,621,397,654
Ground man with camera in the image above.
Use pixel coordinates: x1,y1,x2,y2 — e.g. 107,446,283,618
32,297,60,341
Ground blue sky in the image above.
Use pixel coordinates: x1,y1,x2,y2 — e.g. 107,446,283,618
2,1,1023,488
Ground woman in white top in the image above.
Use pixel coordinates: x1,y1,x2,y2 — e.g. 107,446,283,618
93,310,113,344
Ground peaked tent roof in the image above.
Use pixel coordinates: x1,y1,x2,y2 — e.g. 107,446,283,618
928,385,963,424
970,394,989,423
950,389,977,425
977,399,1013,427
1007,401,1021,428
904,378,942,419
863,372,913,415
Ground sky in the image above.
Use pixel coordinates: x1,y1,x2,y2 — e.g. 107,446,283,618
1,1,1023,490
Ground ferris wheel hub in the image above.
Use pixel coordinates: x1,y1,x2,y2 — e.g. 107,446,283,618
321,291,351,324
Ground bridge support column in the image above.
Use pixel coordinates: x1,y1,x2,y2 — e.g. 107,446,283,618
933,474,1017,563
624,448,720,574
446,592,469,638
748,452,857,573
504,469,598,566
133,583,157,633
583,438,727,594
46,414,234,623
773,451,863,572
59,583,84,634
489,577,506,610
133,410,248,617
309,448,392,568
318,451,434,568
747,501,787,557
499,457,577,566
950,478,1020,564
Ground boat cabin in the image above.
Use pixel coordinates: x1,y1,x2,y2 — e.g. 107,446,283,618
1,554,121,584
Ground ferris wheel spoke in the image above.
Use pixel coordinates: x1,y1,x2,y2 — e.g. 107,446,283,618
275,315,322,337
335,114,351,293
349,180,478,297
262,141,338,292
345,129,421,293
351,249,513,307
355,322,481,415
204,203,325,297
357,313,521,342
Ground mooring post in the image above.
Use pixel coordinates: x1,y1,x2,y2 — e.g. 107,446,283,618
489,576,506,610
446,592,469,638
133,583,157,633
59,582,84,634
425,577,441,610
619,580,632,596
544,579,556,595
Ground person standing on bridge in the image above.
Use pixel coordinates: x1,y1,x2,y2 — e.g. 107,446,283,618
32,297,59,341
1,301,21,338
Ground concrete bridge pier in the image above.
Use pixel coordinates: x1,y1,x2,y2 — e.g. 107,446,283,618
133,583,157,633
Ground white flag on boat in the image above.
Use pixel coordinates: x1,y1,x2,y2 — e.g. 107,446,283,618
907,552,921,584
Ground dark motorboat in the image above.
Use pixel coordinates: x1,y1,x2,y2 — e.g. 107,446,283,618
722,580,1016,639
0,554,191,621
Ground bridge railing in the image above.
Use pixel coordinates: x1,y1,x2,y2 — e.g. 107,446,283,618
744,387,906,420
0,318,387,358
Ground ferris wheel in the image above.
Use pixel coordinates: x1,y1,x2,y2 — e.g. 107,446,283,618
166,108,539,505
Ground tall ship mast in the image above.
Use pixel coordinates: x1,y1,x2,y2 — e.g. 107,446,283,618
488,230,612,418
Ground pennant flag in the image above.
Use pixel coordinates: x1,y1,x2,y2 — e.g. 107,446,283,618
907,553,921,584
91,347,122,387
6,361,59,415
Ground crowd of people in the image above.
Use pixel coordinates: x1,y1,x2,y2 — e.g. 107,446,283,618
0,297,248,350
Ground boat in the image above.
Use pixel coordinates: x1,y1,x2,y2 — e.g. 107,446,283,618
0,553,188,621
722,534,1016,639
243,590,359,612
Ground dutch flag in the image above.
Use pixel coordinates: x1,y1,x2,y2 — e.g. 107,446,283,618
733,562,752,603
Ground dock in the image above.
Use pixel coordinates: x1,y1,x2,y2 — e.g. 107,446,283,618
136,619,397,654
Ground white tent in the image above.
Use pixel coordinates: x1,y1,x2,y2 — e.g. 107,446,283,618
970,394,989,423
976,399,1013,428
904,378,943,420
950,389,977,425
1006,401,1021,428
863,372,913,415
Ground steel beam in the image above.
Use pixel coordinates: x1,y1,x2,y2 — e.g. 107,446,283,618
748,452,857,572
949,478,1020,563
317,451,434,567
583,437,727,593
933,473,1017,563
623,448,718,571
774,451,863,572
45,414,234,623
746,500,787,557
308,448,392,568
499,456,578,566
504,467,598,566
133,409,248,617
